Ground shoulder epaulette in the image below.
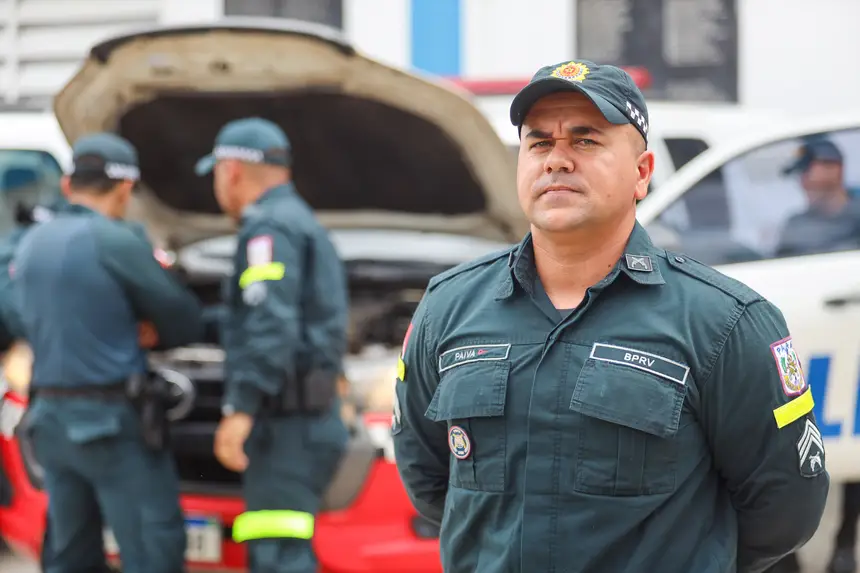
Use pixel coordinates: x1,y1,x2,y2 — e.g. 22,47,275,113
665,250,764,305
427,246,515,291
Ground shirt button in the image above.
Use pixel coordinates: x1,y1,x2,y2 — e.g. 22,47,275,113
674,256,686,263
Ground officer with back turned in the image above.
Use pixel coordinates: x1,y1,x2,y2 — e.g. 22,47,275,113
195,117,348,573
14,132,204,573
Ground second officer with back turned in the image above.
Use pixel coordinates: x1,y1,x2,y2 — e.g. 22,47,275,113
14,132,204,573
197,117,349,573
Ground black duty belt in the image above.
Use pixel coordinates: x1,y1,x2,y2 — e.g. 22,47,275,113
33,382,128,400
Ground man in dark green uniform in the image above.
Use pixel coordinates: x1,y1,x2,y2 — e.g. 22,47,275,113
195,117,348,573
392,60,830,573
14,132,204,573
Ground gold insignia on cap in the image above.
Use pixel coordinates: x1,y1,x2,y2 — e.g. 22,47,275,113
551,61,590,83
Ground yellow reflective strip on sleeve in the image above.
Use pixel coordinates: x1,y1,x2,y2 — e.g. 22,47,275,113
232,510,314,542
773,388,815,429
397,356,405,381
238,262,285,289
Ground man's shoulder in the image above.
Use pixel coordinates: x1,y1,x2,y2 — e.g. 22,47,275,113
661,250,765,307
426,246,516,293
242,197,313,237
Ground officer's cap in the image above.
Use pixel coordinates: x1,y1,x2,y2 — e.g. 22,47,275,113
70,132,140,182
195,117,292,176
782,138,844,175
509,60,649,144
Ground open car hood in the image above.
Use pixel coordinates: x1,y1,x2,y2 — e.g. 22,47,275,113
53,18,525,247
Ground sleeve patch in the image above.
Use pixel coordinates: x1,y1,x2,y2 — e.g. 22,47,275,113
773,388,814,429
247,235,273,267
797,418,825,477
770,336,807,396
401,322,414,356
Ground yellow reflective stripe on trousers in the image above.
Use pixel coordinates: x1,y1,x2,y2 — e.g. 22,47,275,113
239,262,285,289
773,388,815,429
232,510,315,542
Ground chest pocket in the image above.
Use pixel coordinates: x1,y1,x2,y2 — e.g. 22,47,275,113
425,360,510,493
569,356,688,496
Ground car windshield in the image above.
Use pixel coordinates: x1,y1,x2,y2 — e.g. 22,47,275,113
0,149,63,238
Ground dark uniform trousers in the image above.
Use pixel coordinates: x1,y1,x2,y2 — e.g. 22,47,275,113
241,403,346,573
27,397,185,573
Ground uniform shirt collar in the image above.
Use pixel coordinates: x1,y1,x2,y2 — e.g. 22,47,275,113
64,202,103,218
240,182,295,220
495,221,664,301
256,182,295,205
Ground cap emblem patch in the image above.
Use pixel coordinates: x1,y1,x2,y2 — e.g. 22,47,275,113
551,61,590,83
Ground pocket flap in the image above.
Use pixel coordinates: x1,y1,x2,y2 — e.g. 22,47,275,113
426,361,509,422
66,416,122,444
570,359,686,438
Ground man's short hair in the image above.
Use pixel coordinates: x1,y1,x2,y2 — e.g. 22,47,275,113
68,154,122,193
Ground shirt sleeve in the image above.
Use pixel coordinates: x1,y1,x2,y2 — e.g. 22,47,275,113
223,221,303,417
391,293,450,525
96,221,204,350
698,300,830,573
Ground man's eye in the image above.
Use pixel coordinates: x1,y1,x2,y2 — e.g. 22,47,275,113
529,141,551,150
578,139,597,146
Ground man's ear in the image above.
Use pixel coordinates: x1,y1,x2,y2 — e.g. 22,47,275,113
634,150,655,202
60,175,72,198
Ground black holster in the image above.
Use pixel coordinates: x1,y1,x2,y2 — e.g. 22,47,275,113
273,367,338,416
126,372,171,451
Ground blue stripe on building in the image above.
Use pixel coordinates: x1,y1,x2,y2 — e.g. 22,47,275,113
410,0,461,77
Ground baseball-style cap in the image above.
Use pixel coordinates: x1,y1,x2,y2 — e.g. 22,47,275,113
195,117,292,176
509,60,649,143
70,132,140,182
782,139,844,175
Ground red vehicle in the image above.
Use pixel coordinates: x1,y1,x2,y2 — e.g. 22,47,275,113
0,18,524,572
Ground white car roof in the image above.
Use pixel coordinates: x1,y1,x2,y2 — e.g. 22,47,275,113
0,112,71,169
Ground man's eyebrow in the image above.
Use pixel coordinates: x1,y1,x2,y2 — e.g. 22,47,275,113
524,129,552,139
568,125,604,137
523,125,605,139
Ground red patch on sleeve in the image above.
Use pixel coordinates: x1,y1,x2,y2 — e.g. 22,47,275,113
401,322,414,356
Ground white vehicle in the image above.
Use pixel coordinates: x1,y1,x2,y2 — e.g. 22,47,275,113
637,111,860,482
0,112,70,235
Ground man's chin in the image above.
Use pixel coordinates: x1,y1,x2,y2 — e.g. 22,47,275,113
530,208,590,234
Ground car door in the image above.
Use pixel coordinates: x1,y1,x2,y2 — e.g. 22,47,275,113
642,126,860,482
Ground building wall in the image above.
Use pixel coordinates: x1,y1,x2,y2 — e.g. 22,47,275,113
2,0,860,112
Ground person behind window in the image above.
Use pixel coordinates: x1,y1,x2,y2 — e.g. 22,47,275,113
774,139,860,258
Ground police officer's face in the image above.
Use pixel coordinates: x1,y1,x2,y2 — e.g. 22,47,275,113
801,159,843,200
213,160,240,217
517,93,653,234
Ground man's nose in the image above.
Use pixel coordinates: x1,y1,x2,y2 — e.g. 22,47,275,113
544,141,575,174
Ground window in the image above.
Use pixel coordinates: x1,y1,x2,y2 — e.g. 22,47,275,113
224,0,343,29
575,0,738,103
664,137,709,170
0,150,63,237
647,127,860,266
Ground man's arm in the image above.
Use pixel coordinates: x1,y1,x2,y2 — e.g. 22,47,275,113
392,295,450,525
95,221,204,349
223,222,302,417
698,300,829,573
